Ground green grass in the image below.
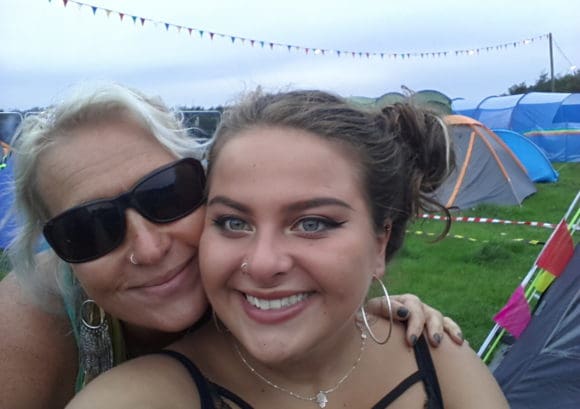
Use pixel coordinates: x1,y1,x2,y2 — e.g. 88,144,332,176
377,163,580,349
1,164,579,350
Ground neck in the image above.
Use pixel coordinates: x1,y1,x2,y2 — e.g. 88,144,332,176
232,320,365,397
122,322,185,358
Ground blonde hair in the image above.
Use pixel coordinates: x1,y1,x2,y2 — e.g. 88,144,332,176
7,82,207,312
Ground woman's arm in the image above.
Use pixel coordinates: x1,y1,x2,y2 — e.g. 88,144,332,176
0,273,78,409
430,335,509,408
366,293,464,347
66,355,200,409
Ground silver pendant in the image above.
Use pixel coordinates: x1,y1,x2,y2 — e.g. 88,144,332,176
316,391,328,408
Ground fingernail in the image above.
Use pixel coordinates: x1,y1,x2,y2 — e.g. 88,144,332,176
410,335,418,346
434,333,442,345
397,307,409,318
457,332,464,341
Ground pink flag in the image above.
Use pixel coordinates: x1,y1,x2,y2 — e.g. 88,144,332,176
493,286,531,338
537,220,574,277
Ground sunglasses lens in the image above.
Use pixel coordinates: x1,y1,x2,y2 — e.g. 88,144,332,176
134,159,205,222
44,203,124,263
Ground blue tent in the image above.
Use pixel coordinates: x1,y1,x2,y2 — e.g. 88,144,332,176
453,93,580,162
0,155,16,249
492,129,559,183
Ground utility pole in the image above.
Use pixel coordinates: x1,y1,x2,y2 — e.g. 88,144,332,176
549,33,555,92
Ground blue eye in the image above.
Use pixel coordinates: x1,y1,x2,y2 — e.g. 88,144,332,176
299,218,325,232
213,216,252,232
295,217,344,234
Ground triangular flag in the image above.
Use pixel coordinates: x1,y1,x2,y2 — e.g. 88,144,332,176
493,285,531,338
537,220,574,277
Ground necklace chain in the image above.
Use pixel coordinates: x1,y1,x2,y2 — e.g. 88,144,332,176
233,328,367,408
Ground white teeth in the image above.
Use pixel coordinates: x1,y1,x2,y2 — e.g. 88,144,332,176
245,293,310,310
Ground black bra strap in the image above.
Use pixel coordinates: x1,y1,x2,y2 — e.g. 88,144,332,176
414,336,444,408
372,371,424,407
156,350,216,409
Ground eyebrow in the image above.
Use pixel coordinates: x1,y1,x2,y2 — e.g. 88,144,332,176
207,196,251,213
207,195,353,213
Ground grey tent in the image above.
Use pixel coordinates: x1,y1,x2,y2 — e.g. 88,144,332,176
432,115,536,209
493,244,580,408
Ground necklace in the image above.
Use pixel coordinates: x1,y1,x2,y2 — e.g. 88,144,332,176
233,328,367,408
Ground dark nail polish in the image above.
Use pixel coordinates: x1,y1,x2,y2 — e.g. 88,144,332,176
410,335,418,346
396,307,409,318
434,333,442,345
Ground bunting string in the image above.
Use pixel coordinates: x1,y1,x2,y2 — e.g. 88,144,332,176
49,0,549,60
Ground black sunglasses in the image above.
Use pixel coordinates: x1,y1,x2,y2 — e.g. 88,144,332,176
43,158,206,263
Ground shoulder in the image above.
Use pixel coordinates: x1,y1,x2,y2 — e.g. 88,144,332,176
427,335,509,408
66,353,205,409
0,273,78,408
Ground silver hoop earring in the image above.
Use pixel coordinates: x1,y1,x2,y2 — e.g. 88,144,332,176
129,253,138,265
79,299,113,384
359,276,393,345
241,260,249,274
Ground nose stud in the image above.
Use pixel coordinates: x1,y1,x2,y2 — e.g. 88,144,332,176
241,260,249,274
129,253,139,265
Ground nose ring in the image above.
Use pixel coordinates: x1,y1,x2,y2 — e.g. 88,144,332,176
241,260,249,274
130,253,139,265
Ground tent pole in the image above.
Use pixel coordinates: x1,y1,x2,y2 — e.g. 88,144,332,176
549,33,555,92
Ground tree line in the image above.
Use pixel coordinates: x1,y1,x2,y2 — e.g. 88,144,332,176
507,71,580,94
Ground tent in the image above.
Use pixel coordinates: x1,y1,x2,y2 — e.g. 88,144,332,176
432,115,536,210
492,129,559,183
0,154,16,249
452,92,580,162
478,192,580,408
349,89,453,115
492,244,580,408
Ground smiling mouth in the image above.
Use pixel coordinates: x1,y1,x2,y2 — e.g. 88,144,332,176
245,293,312,310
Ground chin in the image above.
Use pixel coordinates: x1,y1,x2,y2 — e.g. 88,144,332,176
144,297,210,334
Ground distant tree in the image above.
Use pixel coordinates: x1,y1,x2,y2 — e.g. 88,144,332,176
507,71,580,94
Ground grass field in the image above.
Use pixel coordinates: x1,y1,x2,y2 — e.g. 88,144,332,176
1,163,579,350
379,162,580,349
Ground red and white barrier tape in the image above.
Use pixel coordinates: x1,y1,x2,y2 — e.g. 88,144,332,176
419,214,556,229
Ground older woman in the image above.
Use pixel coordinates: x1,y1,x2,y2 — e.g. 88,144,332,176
0,83,462,408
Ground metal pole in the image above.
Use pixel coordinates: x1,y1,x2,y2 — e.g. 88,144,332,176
549,33,555,91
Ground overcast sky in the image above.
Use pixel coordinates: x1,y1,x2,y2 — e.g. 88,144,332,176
1,0,578,110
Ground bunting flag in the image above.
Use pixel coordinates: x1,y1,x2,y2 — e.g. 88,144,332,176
531,270,556,293
493,286,531,339
536,220,574,276
47,0,549,61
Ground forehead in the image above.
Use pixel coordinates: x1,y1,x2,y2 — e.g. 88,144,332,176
211,126,365,202
37,116,177,215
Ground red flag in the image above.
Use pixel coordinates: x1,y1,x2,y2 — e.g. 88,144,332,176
493,285,531,338
537,220,573,277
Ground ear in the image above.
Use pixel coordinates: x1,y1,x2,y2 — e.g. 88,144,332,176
372,222,391,279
